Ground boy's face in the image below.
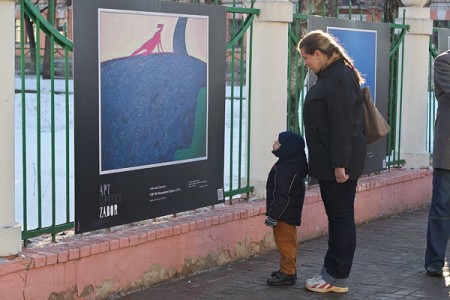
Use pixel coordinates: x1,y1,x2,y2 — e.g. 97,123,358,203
273,139,281,152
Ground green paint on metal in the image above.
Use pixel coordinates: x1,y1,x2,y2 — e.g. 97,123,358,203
20,0,74,243
226,14,257,49
22,0,72,49
20,0,28,246
36,19,42,229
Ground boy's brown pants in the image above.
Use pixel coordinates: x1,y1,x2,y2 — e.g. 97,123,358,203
273,220,298,275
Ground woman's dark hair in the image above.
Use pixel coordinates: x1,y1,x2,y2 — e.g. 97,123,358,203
297,30,365,84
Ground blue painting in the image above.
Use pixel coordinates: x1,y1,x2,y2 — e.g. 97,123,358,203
328,27,377,103
99,11,208,174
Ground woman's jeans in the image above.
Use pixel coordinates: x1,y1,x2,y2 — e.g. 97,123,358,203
425,168,450,269
319,179,357,281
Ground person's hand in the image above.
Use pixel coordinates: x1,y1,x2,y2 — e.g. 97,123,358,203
265,216,278,227
335,167,349,183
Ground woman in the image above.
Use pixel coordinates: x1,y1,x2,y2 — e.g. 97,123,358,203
297,30,367,293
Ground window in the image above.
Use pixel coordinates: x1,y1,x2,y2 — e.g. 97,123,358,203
16,17,37,45
56,18,67,35
15,19,21,43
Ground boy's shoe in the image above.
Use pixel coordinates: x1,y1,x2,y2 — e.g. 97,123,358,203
305,275,348,293
267,272,296,286
271,270,297,279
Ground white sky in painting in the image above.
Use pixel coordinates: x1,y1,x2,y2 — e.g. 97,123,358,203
99,10,208,63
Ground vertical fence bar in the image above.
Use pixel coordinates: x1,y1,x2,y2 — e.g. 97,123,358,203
246,13,254,194
228,6,236,197
49,0,57,241
65,24,71,222
36,19,42,229
294,23,300,133
237,15,245,192
288,15,301,133
396,11,406,165
359,0,362,21
20,0,28,244
349,1,352,19
387,30,396,167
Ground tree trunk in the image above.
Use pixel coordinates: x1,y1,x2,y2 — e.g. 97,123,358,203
383,0,401,23
288,0,327,132
328,0,338,18
42,0,55,79
24,12,36,74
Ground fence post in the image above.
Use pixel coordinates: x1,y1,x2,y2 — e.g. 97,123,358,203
396,1,433,168
0,0,22,255
248,0,292,197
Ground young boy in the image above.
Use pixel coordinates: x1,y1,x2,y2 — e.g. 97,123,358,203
265,131,308,286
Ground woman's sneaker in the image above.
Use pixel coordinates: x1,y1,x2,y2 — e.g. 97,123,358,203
305,275,348,293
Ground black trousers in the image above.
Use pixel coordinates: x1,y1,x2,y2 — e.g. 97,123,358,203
319,179,357,279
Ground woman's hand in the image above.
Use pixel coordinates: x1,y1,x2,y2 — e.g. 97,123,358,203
335,167,349,183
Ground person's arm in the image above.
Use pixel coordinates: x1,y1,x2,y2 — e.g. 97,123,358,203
266,165,294,222
434,52,450,97
327,71,355,174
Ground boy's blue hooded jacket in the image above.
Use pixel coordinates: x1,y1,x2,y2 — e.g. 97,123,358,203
266,131,308,226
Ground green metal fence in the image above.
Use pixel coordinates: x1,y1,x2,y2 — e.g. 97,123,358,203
287,12,307,135
386,16,409,167
17,0,258,244
287,6,409,169
19,0,73,245
223,3,259,199
17,0,440,243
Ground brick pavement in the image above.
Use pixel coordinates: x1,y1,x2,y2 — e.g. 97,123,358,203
113,207,450,299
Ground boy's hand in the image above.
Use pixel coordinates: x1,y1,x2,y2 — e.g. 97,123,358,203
265,216,278,227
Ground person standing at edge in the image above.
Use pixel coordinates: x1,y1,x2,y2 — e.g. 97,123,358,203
297,30,367,293
425,49,450,277
265,131,308,286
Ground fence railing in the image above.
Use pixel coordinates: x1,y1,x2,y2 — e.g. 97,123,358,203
386,19,409,167
17,0,258,244
17,0,439,243
287,13,308,135
19,0,73,245
223,4,258,199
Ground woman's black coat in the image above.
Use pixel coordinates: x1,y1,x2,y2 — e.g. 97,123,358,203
303,59,366,180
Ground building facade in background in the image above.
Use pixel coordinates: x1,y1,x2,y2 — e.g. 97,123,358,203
13,0,450,79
